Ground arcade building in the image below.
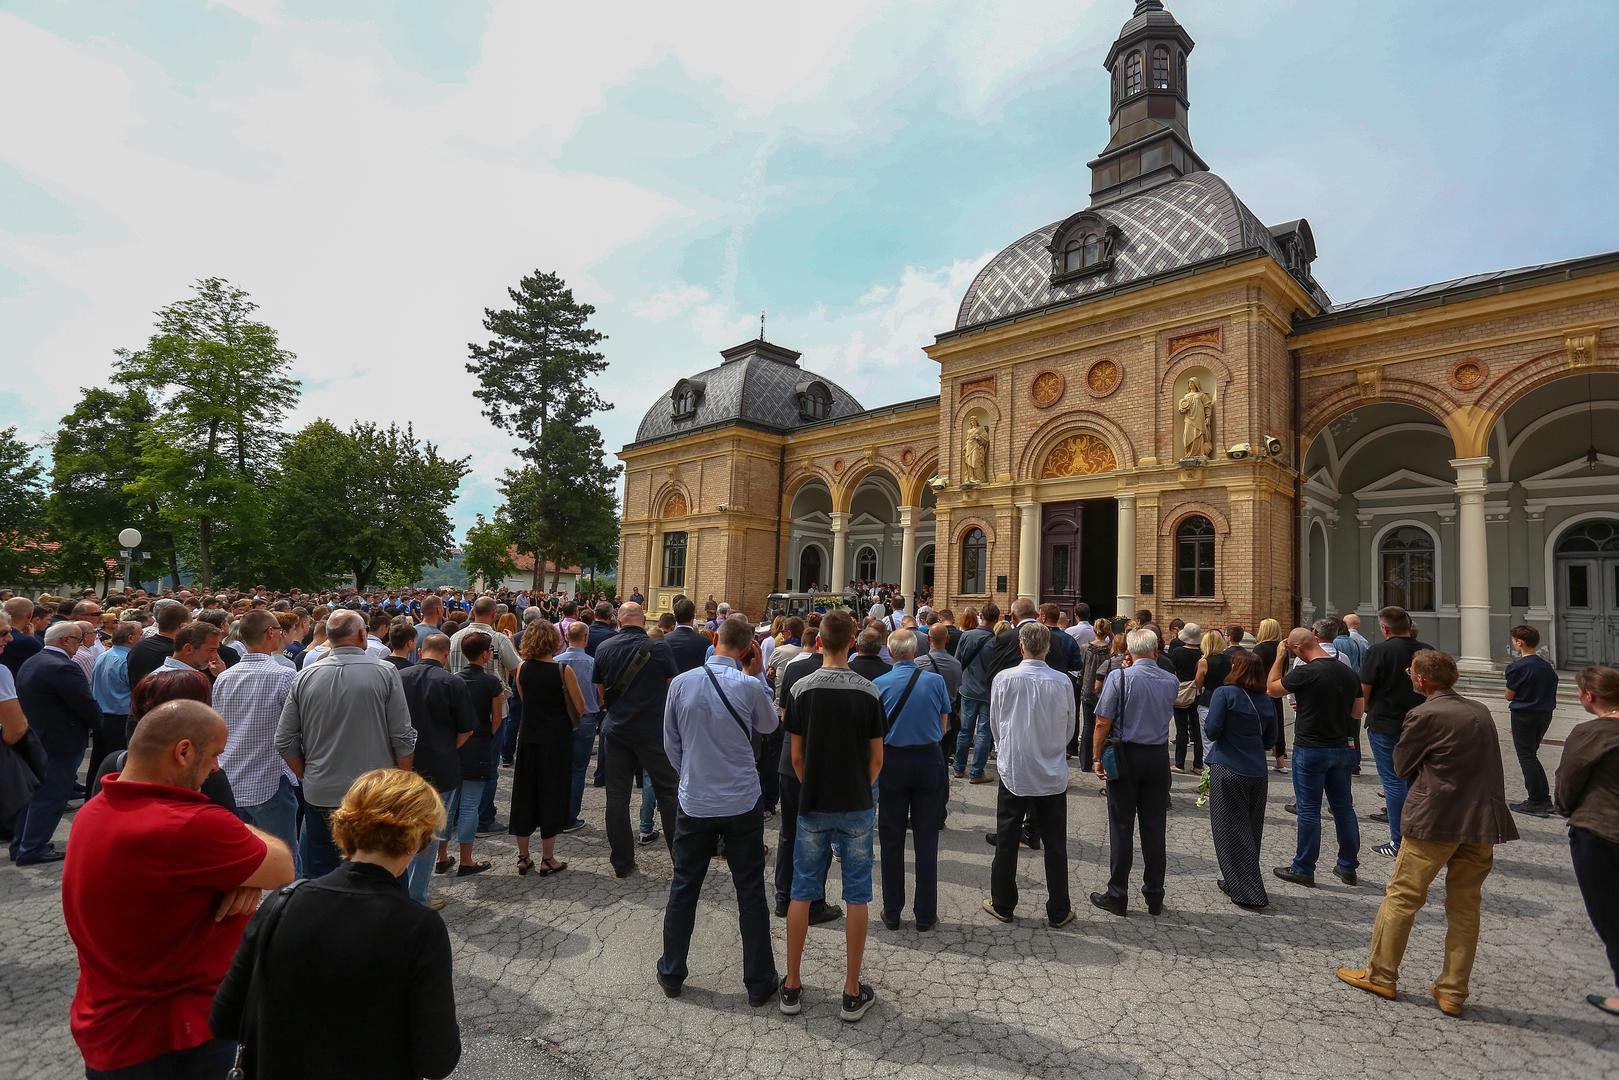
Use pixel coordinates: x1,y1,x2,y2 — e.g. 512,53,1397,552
616,1,1619,673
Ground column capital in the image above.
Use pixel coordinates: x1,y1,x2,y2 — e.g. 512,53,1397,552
1449,456,1493,490
897,505,916,527
1116,491,1137,509
829,511,849,531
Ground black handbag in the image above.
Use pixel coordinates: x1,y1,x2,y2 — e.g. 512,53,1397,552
226,879,306,1080
0,728,48,826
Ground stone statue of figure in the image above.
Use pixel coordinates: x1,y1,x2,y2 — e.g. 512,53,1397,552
1178,377,1214,458
962,415,990,484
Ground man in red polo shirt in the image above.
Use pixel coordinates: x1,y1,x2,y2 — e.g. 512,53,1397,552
63,699,296,1078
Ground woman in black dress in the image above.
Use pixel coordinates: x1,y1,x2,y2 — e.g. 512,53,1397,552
1252,618,1287,771
512,620,584,876
1193,628,1230,770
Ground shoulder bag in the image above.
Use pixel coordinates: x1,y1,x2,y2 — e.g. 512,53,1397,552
227,878,306,1080
605,635,655,703
1100,665,1131,781
883,667,924,735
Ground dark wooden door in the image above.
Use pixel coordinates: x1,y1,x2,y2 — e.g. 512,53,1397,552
1041,501,1083,610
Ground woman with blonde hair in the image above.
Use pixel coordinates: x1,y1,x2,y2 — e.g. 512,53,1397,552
513,619,584,876
1251,618,1287,771
211,768,461,1079
1193,629,1229,766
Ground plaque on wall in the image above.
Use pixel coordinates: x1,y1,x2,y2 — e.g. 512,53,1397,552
1510,586,1529,607
1139,574,1154,596
996,575,1008,594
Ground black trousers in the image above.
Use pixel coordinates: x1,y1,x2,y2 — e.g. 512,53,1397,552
603,732,678,874
989,781,1070,920
1510,711,1553,804
1077,698,1097,765
1105,742,1171,905
658,808,777,999
87,713,128,788
1571,826,1619,989
878,745,947,923
1173,706,1203,770
758,729,784,813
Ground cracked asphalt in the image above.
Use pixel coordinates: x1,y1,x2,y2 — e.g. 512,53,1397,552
3,697,1616,1079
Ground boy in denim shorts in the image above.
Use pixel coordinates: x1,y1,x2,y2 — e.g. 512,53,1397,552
781,609,885,1022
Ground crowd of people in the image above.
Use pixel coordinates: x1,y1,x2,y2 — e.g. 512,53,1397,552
1,581,1617,1074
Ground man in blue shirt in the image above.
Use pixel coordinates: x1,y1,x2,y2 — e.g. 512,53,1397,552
657,615,780,1006
872,631,952,932
557,621,600,830
87,622,139,784
1504,624,1559,815
1091,628,1178,916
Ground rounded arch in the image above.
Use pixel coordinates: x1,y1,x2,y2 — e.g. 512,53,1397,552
1369,518,1443,613
651,480,694,520
1334,421,1454,485
952,515,999,546
1305,516,1330,619
1301,378,1458,446
1500,397,1619,478
1476,346,1617,424
1018,411,1135,480
797,542,828,592
783,466,835,507
1159,500,1232,539
1158,345,1235,393
853,544,879,581
1543,509,1619,666
901,447,941,506
835,463,903,515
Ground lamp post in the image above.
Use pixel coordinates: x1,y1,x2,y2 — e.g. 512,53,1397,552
118,528,142,593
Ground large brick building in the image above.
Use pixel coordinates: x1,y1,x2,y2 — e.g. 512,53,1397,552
618,0,1619,672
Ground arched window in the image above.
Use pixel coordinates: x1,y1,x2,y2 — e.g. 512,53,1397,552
672,387,697,420
1152,46,1171,89
1082,233,1105,267
661,531,688,589
1380,525,1435,612
961,528,987,594
1557,520,1619,553
855,545,878,582
797,381,831,421
1175,515,1216,598
1063,239,1084,273
1124,51,1143,97
1178,51,1187,90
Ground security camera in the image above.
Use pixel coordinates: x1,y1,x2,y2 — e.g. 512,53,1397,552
928,475,948,491
1263,435,1284,457
1227,443,1252,460
715,503,729,512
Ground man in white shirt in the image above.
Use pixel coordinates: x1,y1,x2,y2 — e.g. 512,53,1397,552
1064,602,1097,649
982,622,1077,927
1343,613,1371,655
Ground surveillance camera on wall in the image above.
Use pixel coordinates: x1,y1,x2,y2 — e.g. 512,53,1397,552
1263,435,1284,457
715,503,729,512
1227,442,1252,460
928,475,948,491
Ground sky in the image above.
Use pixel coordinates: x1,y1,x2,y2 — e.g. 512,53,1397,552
4,0,1618,540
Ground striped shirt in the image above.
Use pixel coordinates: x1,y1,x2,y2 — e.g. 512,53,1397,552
213,652,297,806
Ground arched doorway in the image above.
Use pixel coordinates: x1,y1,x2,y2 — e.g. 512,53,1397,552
798,544,825,592
917,544,935,592
1553,518,1619,666
1306,518,1328,620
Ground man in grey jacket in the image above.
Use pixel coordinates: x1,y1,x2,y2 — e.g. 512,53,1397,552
276,609,416,878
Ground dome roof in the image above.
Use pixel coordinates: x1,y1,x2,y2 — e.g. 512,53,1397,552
633,338,864,443
953,171,1329,331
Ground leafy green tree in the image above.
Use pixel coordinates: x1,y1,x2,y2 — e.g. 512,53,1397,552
461,514,517,592
115,277,300,589
45,387,179,592
0,427,47,586
467,270,621,587
270,419,469,592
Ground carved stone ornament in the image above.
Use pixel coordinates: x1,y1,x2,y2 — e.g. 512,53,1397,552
833,458,845,473
960,375,996,400
1355,366,1382,400
1566,329,1599,369
961,415,991,485
1168,327,1222,356
1449,358,1488,391
1031,370,1064,408
1041,433,1117,478
900,447,915,466
664,492,688,518
1085,359,1122,398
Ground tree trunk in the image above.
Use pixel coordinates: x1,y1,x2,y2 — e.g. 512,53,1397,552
198,518,213,591
530,551,544,592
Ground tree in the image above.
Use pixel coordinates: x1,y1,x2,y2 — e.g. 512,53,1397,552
467,270,621,588
270,419,470,592
0,427,46,586
115,277,300,589
461,514,517,592
45,387,178,593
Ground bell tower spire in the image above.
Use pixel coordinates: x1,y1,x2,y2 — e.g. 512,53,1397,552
1088,0,1207,206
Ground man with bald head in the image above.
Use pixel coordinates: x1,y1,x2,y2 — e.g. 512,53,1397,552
1269,626,1363,889
592,601,680,876
63,700,295,1077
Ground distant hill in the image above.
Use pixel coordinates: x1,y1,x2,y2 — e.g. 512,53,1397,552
413,550,468,590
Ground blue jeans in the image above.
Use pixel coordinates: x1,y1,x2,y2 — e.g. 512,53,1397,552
640,769,657,835
953,697,992,776
569,714,598,825
478,735,501,828
792,808,875,904
239,775,301,877
299,804,342,880
448,779,488,846
404,784,458,902
10,747,84,862
1289,745,1360,878
1367,730,1407,848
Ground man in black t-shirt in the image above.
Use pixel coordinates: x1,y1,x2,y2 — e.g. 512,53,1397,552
1270,627,1363,888
772,635,840,924
849,629,892,682
781,611,883,1022
1359,606,1432,856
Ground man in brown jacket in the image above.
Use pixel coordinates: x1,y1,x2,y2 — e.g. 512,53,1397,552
1336,649,1519,1017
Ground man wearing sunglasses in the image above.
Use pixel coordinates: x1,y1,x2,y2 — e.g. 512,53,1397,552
11,620,101,866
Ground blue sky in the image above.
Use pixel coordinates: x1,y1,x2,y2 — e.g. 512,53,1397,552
4,0,1618,539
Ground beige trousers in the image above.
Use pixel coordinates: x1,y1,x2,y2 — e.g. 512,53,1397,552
1367,836,1494,1001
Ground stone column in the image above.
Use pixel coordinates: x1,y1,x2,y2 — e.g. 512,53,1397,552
1115,492,1137,617
1016,499,1041,600
647,527,660,599
1452,456,1493,673
829,511,849,594
898,506,918,613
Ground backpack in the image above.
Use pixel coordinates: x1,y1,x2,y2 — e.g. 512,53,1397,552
981,626,1025,685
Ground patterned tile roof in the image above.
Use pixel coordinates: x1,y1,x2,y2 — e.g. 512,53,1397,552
633,340,864,443
953,171,1319,331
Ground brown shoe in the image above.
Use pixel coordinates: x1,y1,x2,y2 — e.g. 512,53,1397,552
968,774,994,785
1335,967,1396,1000
425,897,449,911
1428,984,1464,1017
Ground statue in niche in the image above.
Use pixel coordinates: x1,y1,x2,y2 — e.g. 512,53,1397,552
1178,377,1214,458
962,415,991,484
